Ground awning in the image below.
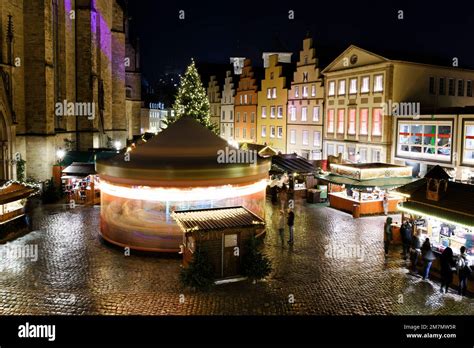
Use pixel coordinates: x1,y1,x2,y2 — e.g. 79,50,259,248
62,162,96,177
315,173,417,189
0,183,37,205
271,154,316,175
399,201,474,229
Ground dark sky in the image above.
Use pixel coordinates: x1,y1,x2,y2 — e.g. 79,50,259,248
128,0,474,84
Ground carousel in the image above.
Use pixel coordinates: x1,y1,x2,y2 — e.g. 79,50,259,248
96,116,271,252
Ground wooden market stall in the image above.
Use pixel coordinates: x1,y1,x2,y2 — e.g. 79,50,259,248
172,206,265,280
316,163,415,217
396,165,474,294
61,162,100,205
0,181,37,232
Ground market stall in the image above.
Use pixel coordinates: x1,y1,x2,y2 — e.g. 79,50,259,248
0,181,37,234
61,162,100,205
316,163,415,217
396,165,474,292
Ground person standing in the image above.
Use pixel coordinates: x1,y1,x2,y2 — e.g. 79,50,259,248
440,247,456,293
457,246,471,296
410,230,422,274
279,185,288,210
421,238,436,280
287,208,295,245
383,217,393,256
382,194,389,216
277,210,285,247
400,220,413,260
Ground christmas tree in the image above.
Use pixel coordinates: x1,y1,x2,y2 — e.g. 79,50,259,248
180,247,215,291
242,235,272,283
171,59,218,133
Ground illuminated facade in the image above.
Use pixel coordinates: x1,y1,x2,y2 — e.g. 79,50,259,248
96,116,270,252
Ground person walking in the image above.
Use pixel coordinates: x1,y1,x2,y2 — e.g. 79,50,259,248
383,217,393,256
410,230,422,274
439,247,456,293
457,246,472,296
279,185,288,210
382,194,389,216
277,210,285,247
287,208,295,245
400,220,413,260
421,238,436,280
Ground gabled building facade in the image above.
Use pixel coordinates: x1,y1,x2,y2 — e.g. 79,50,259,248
234,59,258,144
220,70,235,141
207,75,221,130
287,38,324,160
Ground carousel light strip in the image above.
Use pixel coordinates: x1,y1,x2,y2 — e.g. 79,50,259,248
100,179,268,202
398,205,474,230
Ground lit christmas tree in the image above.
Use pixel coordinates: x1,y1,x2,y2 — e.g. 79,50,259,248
171,59,218,133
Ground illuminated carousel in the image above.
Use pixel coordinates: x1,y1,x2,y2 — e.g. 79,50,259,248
96,116,271,252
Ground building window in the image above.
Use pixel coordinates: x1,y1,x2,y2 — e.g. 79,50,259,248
467,80,473,97
439,78,446,95
301,107,307,121
270,106,275,118
302,130,309,145
327,109,335,133
347,146,356,162
338,80,346,96
429,77,436,95
261,106,267,118
236,112,240,122
349,78,357,94
313,131,321,147
303,72,308,82
222,110,225,121
240,95,243,104
302,86,308,98
458,80,464,97
372,108,382,136
267,88,272,99
277,126,283,139
464,123,474,164
337,145,344,156
361,76,370,93
270,125,275,138
290,129,296,144
327,144,335,156
270,72,274,79
230,127,234,137
360,108,368,135
243,128,246,138
398,122,452,161
230,111,233,121
251,112,255,123
372,149,381,162
348,109,356,135
311,85,316,97
312,106,320,122
337,109,345,134
277,106,283,119
243,112,247,122
249,95,252,104
272,88,277,99
244,94,248,104
359,148,368,163
290,106,296,121
235,127,240,138
448,78,455,96
374,74,384,92
295,86,299,98
250,128,255,140
261,125,266,137
328,81,335,96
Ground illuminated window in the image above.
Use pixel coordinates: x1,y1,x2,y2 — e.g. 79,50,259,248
243,128,247,138
290,129,296,144
374,75,384,92
313,106,320,122
236,112,240,122
270,106,276,118
272,88,277,99
277,126,283,139
261,125,266,137
328,81,335,96
302,130,309,145
313,131,321,147
270,125,275,138
267,88,271,99
243,112,247,122
277,106,283,119
360,108,368,135
290,106,296,121
464,124,474,164
372,108,382,136
301,107,307,121
349,78,357,94
250,128,255,140
261,106,267,118
244,94,248,104
240,95,243,104
327,144,335,156
372,149,381,162
348,109,356,135
303,86,308,98
361,76,370,93
295,86,299,98
311,85,316,97
338,80,346,96
337,109,345,134
235,127,239,138
327,109,335,133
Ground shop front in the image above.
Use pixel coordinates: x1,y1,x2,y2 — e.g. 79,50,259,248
61,162,100,206
316,163,415,217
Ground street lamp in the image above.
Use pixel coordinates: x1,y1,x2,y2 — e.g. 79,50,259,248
56,148,66,163
114,140,122,151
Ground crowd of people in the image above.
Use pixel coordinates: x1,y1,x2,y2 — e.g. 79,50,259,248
384,218,472,296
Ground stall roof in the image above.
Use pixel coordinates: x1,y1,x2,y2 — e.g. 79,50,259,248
62,162,96,177
0,182,37,205
271,154,316,175
172,206,264,233
399,201,474,228
315,173,416,189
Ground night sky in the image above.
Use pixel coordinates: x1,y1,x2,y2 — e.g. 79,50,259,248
128,0,474,85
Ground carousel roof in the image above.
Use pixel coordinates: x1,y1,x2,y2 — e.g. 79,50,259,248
96,116,270,186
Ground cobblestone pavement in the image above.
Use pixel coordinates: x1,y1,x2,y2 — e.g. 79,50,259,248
0,199,473,315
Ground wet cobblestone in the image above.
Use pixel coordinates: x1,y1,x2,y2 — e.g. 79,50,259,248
0,199,473,315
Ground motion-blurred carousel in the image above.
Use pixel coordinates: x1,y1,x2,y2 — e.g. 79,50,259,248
96,116,270,252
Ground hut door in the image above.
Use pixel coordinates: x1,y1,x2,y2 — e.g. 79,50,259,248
222,233,240,278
